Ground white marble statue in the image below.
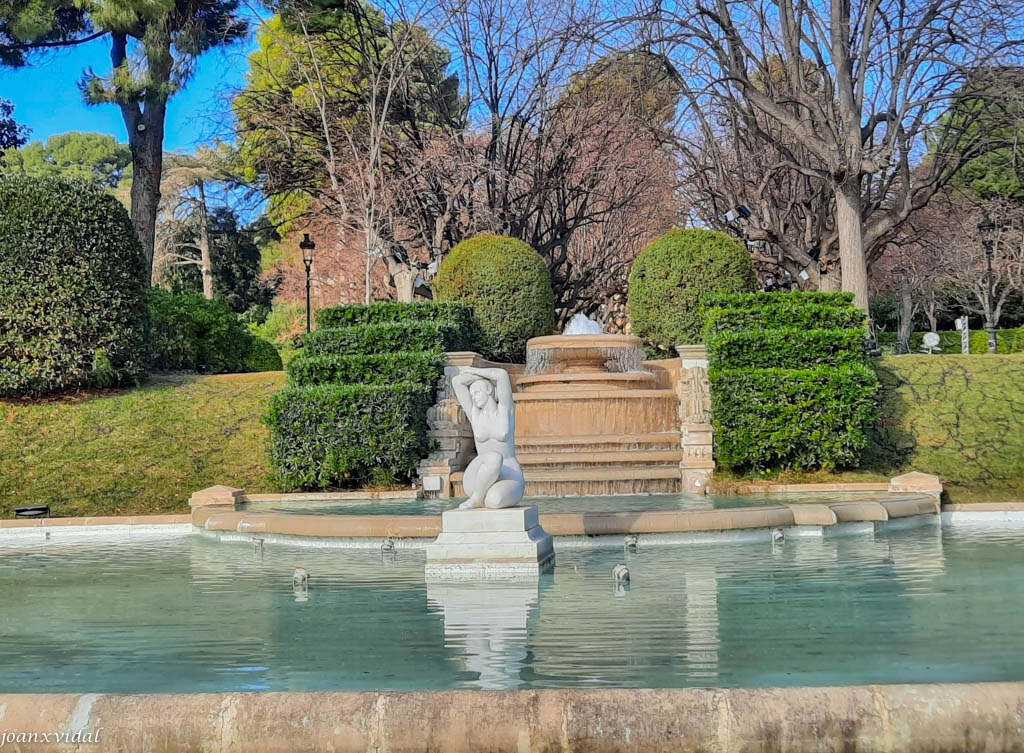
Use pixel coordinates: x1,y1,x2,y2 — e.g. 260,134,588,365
452,366,526,509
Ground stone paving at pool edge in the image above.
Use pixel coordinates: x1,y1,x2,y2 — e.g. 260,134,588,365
190,494,939,539
1,684,1023,753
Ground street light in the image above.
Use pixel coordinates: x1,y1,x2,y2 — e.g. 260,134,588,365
977,217,997,354
300,233,316,334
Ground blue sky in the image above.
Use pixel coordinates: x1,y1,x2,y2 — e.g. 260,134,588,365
1,33,258,152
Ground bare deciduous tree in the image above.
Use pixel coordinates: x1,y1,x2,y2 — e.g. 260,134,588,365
636,0,1023,311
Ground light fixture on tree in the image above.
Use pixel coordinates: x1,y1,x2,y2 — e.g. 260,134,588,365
724,205,751,223
976,217,998,354
300,233,316,334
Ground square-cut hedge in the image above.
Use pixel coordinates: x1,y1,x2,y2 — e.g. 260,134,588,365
302,321,468,357
264,383,432,488
711,365,880,470
703,297,865,337
315,301,482,352
704,292,879,471
705,328,868,369
287,352,445,387
703,290,856,310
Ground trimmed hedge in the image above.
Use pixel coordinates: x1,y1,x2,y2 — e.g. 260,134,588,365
706,328,869,369
711,364,881,470
703,295,865,337
303,320,467,357
148,289,252,374
705,291,880,471
704,291,855,309
266,301,462,490
316,301,481,349
434,234,554,362
265,383,432,488
0,176,149,396
629,228,757,350
877,326,1024,354
288,352,444,387
245,337,284,372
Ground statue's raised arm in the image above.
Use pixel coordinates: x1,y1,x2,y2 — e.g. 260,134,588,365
451,365,525,510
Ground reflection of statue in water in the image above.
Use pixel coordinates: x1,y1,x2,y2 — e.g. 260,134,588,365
452,366,526,509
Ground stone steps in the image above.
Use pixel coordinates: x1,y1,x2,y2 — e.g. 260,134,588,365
516,432,681,453
517,449,684,467
452,465,683,497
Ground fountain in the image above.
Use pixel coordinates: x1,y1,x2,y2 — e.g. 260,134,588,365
509,315,686,496
517,314,657,393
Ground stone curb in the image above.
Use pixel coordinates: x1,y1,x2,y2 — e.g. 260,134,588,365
1,683,1022,753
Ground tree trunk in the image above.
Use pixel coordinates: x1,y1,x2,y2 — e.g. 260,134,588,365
834,180,869,312
117,29,170,283
196,181,214,300
897,283,914,354
925,293,938,333
392,269,416,302
819,268,842,291
364,251,372,305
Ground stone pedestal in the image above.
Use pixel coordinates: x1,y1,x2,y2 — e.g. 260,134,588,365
425,507,554,580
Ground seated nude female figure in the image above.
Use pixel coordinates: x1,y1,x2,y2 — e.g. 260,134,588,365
452,365,526,510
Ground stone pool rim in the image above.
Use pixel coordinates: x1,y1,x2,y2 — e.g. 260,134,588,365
1,683,1022,753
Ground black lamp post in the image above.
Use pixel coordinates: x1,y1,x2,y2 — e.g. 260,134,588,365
977,217,997,354
300,233,316,334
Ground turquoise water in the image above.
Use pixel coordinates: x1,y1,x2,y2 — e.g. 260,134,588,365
240,491,878,516
1,525,1023,693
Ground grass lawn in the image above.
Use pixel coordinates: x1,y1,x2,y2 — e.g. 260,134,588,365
720,354,1024,503
1,372,284,518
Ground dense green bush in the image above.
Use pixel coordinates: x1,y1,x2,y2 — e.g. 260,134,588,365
148,289,252,374
705,291,879,471
316,301,481,350
711,364,881,470
265,383,432,488
706,328,868,369
629,228,757,350
0,176,149,396
303,320,469,356
249,301,306,346
703,293,864,337
245,337,284,372
288,352,444,387
434,234,554,362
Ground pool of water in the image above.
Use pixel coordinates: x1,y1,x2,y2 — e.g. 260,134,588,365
1,525,1022,693
240,491,883,516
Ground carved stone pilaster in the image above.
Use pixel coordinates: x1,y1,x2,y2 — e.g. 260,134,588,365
675,344,715,494
417,352,481,497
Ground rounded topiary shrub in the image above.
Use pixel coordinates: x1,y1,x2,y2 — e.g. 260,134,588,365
433,234,555,362
629,228,757,350
0,176,149,397
147,289,254,374
245,336,284,372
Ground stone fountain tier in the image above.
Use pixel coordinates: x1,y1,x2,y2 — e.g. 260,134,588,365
517,334,657,393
